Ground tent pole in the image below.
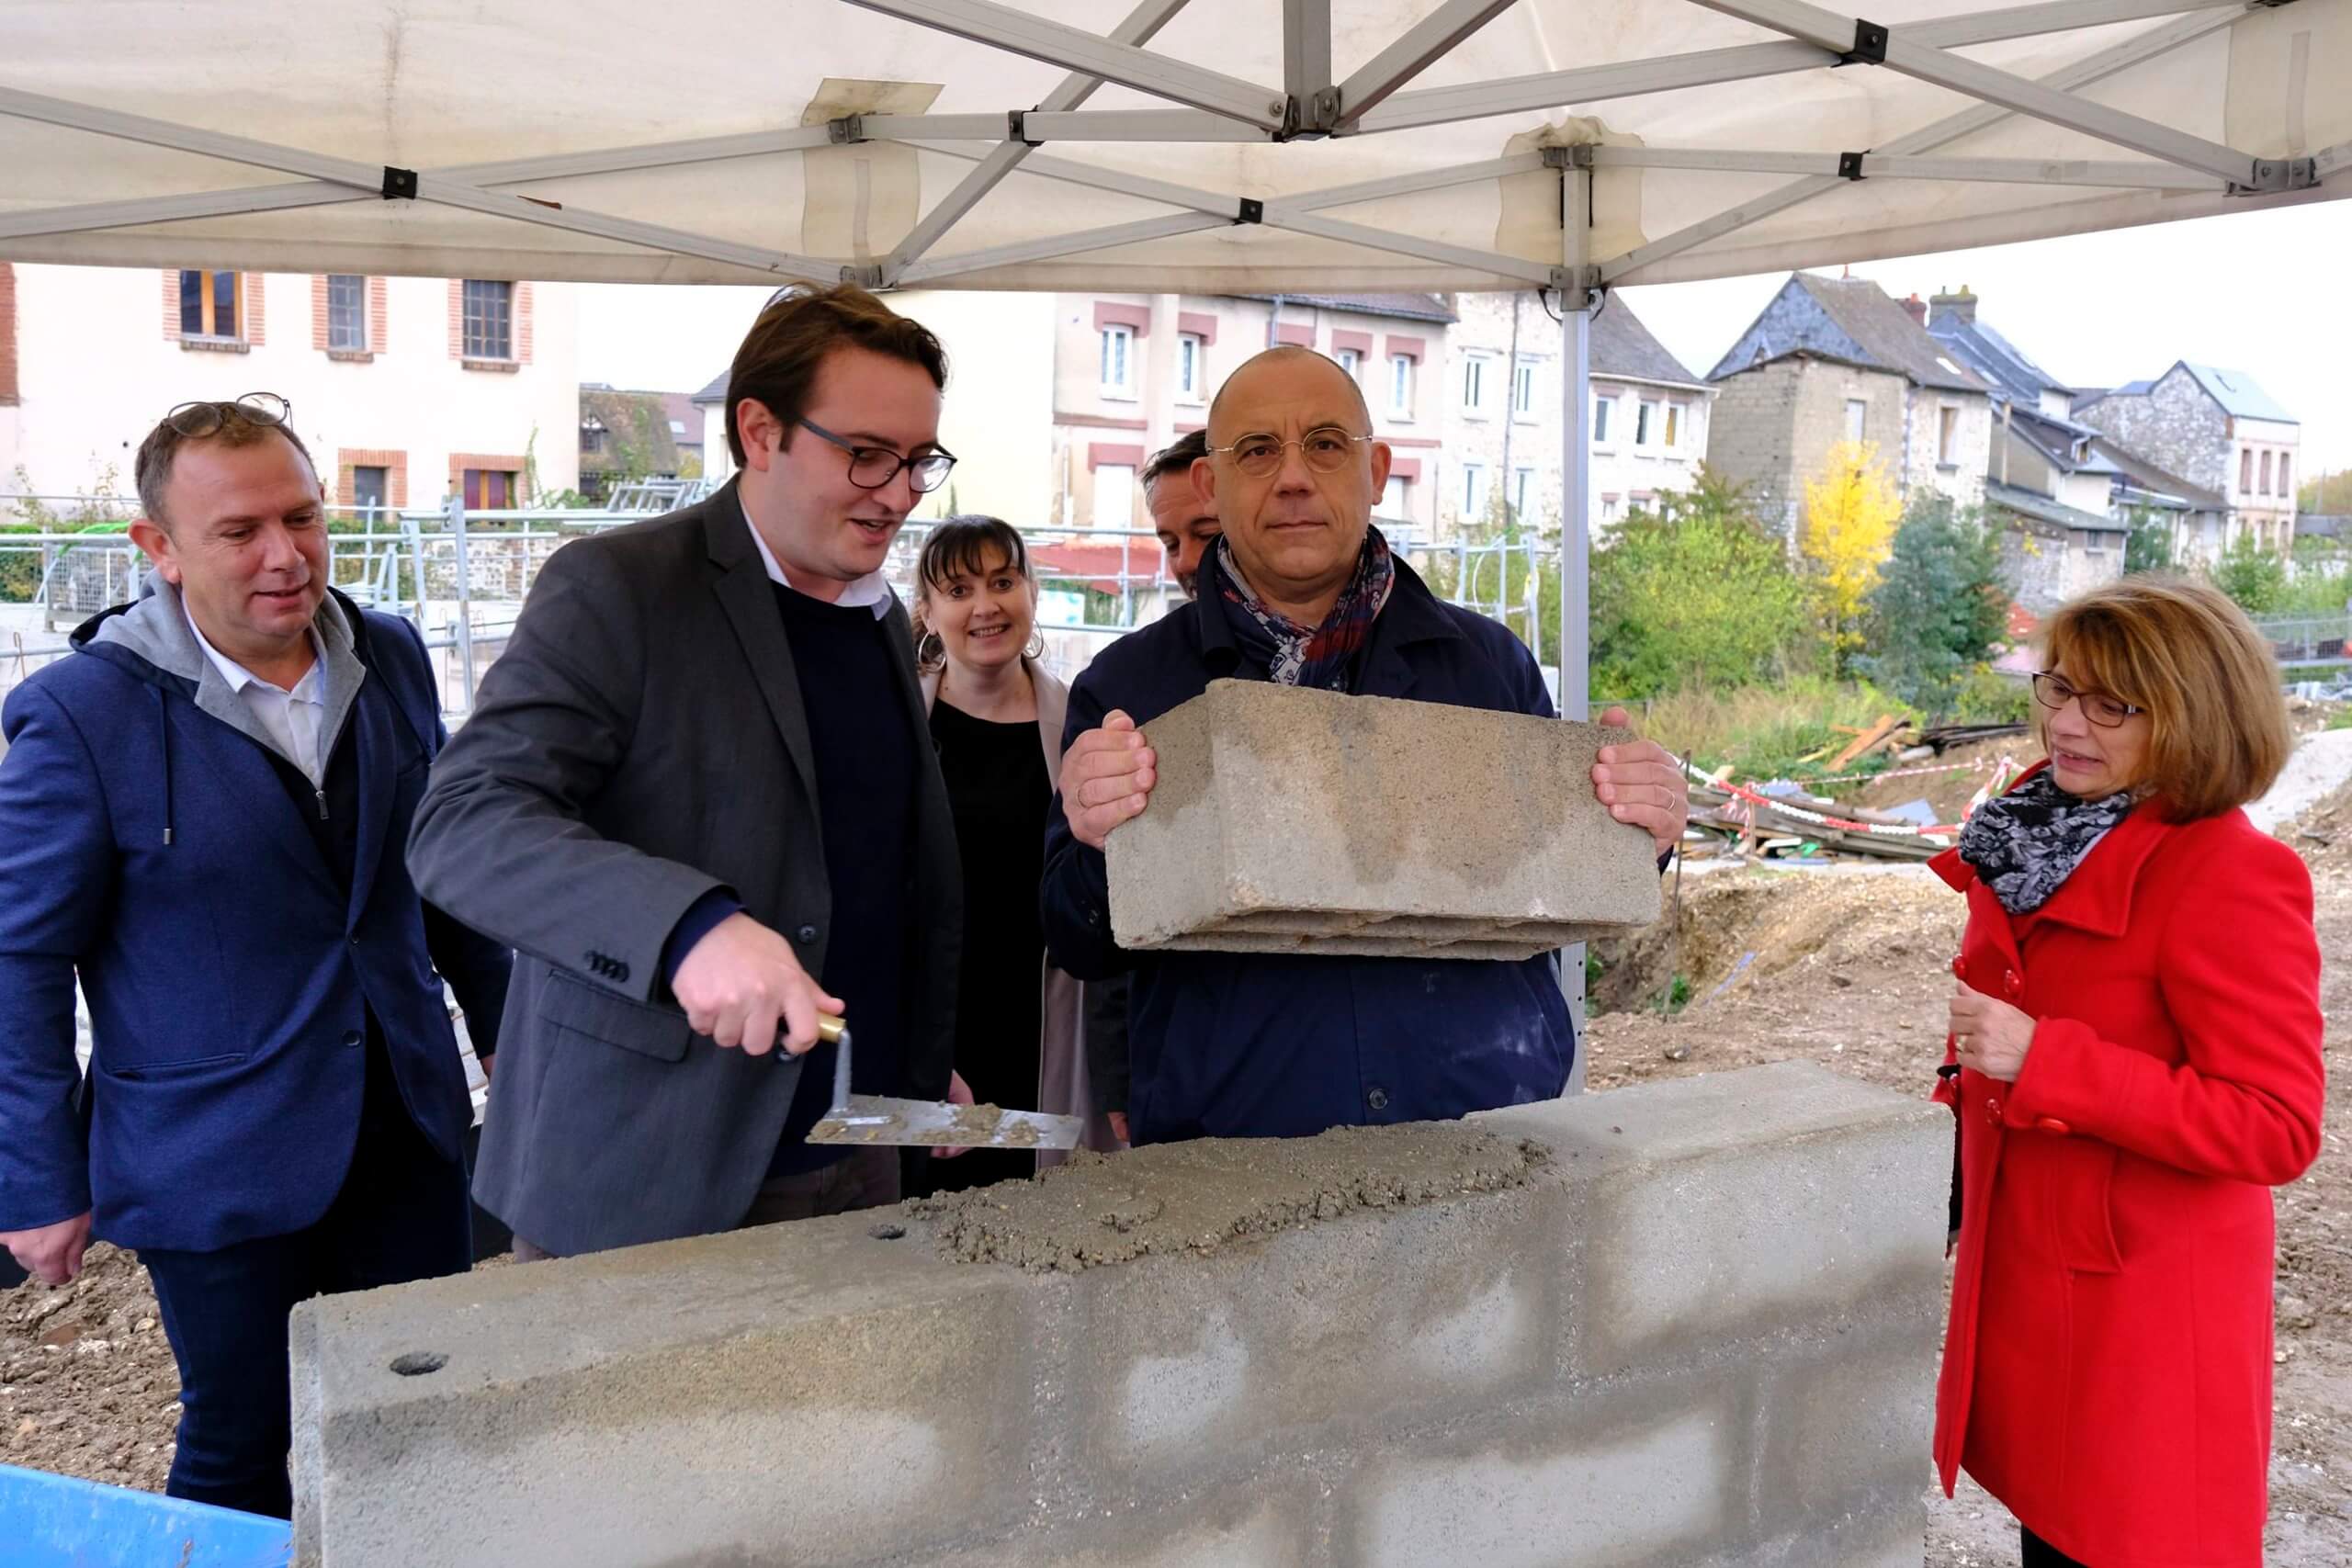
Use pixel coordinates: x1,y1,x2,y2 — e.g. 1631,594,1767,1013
883,0,1198,281
837,0,1283,129
1690,0,2264,186
1334,0,1521,123
1584,147,2226,190
1356,0,2245,134
1560,164,1594,1095
1596,4,2241,281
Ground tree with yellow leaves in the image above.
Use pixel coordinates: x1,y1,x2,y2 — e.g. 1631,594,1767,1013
1803,439,1902,672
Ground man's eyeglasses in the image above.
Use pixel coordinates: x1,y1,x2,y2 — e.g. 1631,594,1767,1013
164,392,292,437
1208,426,1374,479
796,417,957,494
2032,672,2144,728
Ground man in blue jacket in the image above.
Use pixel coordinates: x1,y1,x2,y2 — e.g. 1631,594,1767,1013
0,396,510,1519
1043,347,1687,1144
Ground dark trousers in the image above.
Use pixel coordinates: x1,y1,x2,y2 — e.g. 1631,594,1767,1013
139,1035,470,1519
2022,1525,2090,1566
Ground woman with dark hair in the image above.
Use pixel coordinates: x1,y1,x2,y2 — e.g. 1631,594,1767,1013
911,517,1113,1191
1931,576,2325,1567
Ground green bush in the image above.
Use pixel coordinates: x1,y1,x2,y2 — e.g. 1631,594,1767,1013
2211,531,2289,615
1855,495,2008,716
1948,665,2033,724
2122,511,2175,576
1579,468,1817,699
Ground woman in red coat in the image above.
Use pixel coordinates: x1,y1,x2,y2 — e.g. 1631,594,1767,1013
1932,576,2325,1567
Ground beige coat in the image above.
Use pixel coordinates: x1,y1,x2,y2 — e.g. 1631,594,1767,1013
921,660,1117,1163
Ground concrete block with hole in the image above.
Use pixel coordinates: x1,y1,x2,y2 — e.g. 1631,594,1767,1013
1104,680,1660,960
289,1062,1947,1567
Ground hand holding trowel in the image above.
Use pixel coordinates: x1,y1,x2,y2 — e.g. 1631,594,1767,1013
803,1015,1083,1151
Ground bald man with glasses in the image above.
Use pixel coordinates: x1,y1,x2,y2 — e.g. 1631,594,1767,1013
410,284,967,1258
1042,345,1689,1146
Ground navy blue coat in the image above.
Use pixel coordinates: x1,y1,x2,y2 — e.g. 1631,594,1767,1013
0,587,509,1252
1040,557,1574,1145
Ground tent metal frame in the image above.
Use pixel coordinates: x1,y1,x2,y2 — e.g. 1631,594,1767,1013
1,0,2341,1068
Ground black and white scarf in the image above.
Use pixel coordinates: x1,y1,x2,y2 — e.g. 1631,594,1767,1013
1957,769,2135,916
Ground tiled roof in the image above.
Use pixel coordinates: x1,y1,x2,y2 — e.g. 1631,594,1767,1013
1928,313,2067,406
1589,295,1707,389
1986,479,2124,535
692,369,729,403
1712,273,1984,392
2181,363,2295,423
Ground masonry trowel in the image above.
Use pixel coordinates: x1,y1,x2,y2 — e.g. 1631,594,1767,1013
803,1015,1084,1150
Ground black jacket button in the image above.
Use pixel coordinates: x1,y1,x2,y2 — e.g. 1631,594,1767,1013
797,925,819,944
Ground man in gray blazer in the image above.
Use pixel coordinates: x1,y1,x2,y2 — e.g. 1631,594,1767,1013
409,284,963,1258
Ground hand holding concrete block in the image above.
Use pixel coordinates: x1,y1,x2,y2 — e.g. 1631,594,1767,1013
1105,681,1661,960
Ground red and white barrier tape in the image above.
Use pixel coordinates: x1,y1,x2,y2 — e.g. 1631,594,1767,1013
1684,760,1961,840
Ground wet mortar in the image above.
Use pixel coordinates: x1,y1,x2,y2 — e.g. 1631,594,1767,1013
906,1122,1547,1272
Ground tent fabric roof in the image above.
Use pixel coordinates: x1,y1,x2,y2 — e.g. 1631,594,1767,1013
1,1,2344,292
1589,295,1708,389
1231,291,1457,323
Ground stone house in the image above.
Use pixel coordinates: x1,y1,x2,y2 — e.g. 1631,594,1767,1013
1921,288,2124,608
2073,361,2299,553
1706,273,1992,540
576,385,685,501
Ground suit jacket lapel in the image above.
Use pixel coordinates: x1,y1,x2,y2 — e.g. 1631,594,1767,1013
704,485,823,817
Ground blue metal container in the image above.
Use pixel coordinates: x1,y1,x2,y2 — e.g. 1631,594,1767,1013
0,1462,290,1566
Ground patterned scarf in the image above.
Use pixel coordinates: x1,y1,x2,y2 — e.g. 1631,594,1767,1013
1957,768,2135,916
1213,525,1396,691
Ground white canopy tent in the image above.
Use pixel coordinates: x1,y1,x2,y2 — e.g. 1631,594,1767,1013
5,0,2346,1054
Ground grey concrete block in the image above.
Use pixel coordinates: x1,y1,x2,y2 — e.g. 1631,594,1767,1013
291,1219,1054,1567
1473,1064,1950,1374
1757,1334,1939,1540
1343,1400,1740,1568
1057,1179,1562,1491
901,1491,1316,1568
1105,680,1660,960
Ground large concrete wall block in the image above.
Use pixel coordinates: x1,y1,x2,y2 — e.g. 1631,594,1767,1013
1753,1332,1939,1542
1105,681,1662,960
1471,1063,1950,1376
900,1490,1321,1568
1059,1179,1566,1490
290,1220,1063,1568
1340,1397,1744,1568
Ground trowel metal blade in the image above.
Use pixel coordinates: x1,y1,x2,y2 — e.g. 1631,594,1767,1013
807,1093,1085,1150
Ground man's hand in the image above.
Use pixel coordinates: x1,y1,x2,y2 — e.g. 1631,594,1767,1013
2,1212,92,1288
1107,1111,1130,1145
932,1071,977,1160
1060,710,1156,852
672,912,843,1057
1949,985,2036,1083
1591,705,1690,858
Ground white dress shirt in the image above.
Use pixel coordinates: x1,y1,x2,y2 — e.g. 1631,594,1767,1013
184,601,329,784
740,496,894,619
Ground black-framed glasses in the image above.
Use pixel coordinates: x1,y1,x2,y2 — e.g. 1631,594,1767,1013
796,417,956,494
2032,671,2144,728
1208,426,1374,479
164,392,292,437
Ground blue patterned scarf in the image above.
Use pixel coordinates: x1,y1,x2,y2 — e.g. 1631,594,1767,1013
1213,525,1396,691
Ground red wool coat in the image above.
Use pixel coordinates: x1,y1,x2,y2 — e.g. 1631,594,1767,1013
1930,777,2325,1567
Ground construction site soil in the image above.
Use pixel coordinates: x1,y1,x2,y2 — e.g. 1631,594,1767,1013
6,779,2349,1563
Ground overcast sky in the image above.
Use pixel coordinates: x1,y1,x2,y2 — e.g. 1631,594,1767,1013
576,197,2351,479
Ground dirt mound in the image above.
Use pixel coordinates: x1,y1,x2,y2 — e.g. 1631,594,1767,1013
1,1244,178,1492
2276,772,2352,874
1592,868,1964,1018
